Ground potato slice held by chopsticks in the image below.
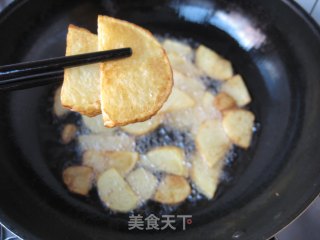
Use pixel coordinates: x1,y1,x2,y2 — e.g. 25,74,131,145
61,25,101,117
196,119,231,167
222,109,255,148
97,168,138,212
98,16,173,127
153,175,191,204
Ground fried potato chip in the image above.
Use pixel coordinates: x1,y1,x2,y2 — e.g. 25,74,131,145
82,150,138,176
126,168,158,202
196,120,231,167
221,75,251,106
214,92,236,111
222,109,255,148
141,146,187,176
62,166,93,195
61,124,77,144
158,87,195,114
98,16,173,127
162,39,193,60
82,115,116,134
121,115,162,136
153,175,191,204
53,87,69,117
195,45,233,81
61,25,100,116
97,168,138,212
191,155,222,199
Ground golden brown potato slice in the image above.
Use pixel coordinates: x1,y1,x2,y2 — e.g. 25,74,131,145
141,146,187,176
53,87,69,117
162,39,193,60
61,25,100,116
214,92,236,111
126,168,158,201
121,115,162,136
222,109,255,148
221,75,251,106
62,166,93,195
82,150,138,176
61,124,77,144
78,134,135,152
195,45,233,81
196,120,231,167
190,155,222,199
97,168,138,212
153,175,190,204
158,87,195,114
98,15,173,127
82,115,116,134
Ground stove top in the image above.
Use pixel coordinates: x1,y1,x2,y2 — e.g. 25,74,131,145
0,0,320,239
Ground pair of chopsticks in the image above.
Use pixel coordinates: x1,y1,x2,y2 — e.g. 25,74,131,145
0,48,132,91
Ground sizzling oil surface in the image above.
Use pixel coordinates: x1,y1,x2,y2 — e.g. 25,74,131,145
53,37,241,214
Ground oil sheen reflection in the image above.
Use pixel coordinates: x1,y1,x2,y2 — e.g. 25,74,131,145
174,3,266,50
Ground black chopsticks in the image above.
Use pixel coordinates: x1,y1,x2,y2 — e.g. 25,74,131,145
1,70,64,91
0,48,132,91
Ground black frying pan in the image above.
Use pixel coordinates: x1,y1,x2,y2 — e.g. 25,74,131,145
1,0,320,239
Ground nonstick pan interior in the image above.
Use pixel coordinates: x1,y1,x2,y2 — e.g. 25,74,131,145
1,0,320,239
